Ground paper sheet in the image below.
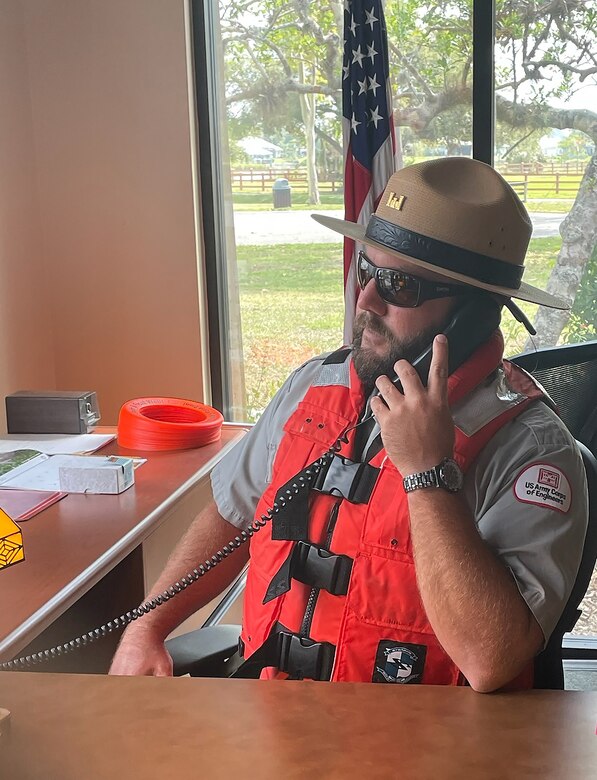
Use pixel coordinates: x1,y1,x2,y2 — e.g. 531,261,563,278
0,488,67,521
0,434,115,455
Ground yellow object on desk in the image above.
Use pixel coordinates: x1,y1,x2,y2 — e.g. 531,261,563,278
0,507,24,570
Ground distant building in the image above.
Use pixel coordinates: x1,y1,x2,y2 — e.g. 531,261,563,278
539,129,567,157
237,137,283,164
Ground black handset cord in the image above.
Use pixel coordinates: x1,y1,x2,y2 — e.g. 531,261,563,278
0,427,365,672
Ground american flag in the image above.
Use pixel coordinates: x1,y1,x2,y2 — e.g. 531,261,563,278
342,0,397,342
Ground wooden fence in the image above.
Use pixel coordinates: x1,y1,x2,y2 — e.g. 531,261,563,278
232,169,342,192
497,161,587,176
231,166,585,200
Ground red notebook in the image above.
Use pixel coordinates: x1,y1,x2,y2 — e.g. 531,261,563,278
0,489,66,522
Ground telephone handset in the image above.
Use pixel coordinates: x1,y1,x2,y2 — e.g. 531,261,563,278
366,294,502,411
1,295,504,672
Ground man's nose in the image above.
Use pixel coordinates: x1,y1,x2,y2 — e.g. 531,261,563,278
358,278,387,316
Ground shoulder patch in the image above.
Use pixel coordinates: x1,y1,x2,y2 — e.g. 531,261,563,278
513,463,572,514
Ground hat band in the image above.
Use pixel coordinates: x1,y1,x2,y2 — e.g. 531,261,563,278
365,216,524,289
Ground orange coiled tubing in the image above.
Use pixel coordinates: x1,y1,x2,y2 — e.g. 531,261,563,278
117,397,224,451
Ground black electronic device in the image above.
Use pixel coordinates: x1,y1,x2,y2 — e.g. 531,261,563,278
5,390,100,434
370,293,502,401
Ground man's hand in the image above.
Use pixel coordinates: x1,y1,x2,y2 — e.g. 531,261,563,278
109,626,173,677
370,334,455,475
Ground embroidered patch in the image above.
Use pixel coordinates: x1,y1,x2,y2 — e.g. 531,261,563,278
372,641,426,684
513,463,572,514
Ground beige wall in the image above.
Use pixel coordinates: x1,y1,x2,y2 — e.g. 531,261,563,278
0,0,206,427
0,0,56,430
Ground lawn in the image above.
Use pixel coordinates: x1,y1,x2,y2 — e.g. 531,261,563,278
236,236,563,419
233,193,572,213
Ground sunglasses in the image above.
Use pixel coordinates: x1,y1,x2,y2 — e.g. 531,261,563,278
357,251,468,308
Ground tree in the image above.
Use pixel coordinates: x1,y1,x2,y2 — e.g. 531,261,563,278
220,0,344,204
220,1,596,343
557,130,593,161
385,0,597,345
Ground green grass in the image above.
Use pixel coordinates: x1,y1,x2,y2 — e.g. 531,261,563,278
233,191,344,211
525,200,573,213
236,236,564,418
232,193,572,213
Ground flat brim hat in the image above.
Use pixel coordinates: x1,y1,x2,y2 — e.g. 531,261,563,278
312,157,567,309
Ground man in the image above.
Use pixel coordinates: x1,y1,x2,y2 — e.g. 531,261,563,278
110,157,588,691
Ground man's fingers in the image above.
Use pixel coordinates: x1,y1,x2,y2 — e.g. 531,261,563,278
393,359,424,395
428,334,449,400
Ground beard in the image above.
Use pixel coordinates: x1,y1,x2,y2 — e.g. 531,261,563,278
352,311,450,396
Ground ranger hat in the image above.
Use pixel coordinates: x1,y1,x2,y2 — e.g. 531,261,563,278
312,156,566,309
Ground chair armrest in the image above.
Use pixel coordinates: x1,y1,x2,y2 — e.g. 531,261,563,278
166,624,241,677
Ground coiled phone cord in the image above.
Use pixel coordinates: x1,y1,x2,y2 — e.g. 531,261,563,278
0,432,355,672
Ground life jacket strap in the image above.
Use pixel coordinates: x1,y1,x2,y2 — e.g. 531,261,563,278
233,628,335,681
263,541,353,604
312,453,379,503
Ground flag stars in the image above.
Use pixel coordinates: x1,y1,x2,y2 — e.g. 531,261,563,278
369,106,383,128
367,42,378,63
343,63,350,79
357,77,368,95
351,112,361,134
368,74,380,95
352,45,365,67
365,8,378,29
350,15,359,36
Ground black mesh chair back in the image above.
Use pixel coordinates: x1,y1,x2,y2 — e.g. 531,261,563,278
532,442,597,688
511,340,597,453
511,341,597,687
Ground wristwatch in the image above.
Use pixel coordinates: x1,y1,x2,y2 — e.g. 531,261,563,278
403,457,463,494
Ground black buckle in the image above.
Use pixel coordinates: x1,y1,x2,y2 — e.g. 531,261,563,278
294,541,353,596
277,632,335,680
312,454,379,503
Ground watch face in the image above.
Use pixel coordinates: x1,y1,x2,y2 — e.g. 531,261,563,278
438,459,463,492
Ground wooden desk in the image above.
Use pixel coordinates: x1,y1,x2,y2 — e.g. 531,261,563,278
0,673,595,779
0,425,246,671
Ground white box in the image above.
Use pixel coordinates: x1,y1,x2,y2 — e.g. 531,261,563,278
58,455,134,494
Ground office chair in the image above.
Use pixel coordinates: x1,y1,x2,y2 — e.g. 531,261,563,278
510,340,597,687
167,340,597,686
531,441,597,687
166,569,244,677
510,340,597,455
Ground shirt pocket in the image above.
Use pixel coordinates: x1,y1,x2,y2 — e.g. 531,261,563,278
283,400,351,447
360,460,414,560
267,400,352,486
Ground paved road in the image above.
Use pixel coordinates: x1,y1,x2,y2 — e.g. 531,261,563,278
233,209,565,245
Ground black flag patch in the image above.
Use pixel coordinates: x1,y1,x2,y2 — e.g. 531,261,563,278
372,641,427,684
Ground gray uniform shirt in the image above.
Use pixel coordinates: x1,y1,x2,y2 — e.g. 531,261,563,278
212,354,589,644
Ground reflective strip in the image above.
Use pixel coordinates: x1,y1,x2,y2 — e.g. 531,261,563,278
453,367,527,437
312,356,351,388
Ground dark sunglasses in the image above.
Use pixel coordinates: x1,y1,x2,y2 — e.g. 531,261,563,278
357,250,468,308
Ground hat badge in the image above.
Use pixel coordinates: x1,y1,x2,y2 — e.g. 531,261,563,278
386,192,405,211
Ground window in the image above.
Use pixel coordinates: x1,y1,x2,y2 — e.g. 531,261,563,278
493,1,597,644
196,0,474,422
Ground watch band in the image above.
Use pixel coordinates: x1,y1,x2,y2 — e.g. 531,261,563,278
403,467,439,493
403,458,463,494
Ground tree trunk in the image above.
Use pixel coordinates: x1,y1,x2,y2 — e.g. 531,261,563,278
298,61,320,205
529,153,597,348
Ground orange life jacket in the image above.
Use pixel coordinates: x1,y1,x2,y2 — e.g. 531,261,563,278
241,332,546,686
